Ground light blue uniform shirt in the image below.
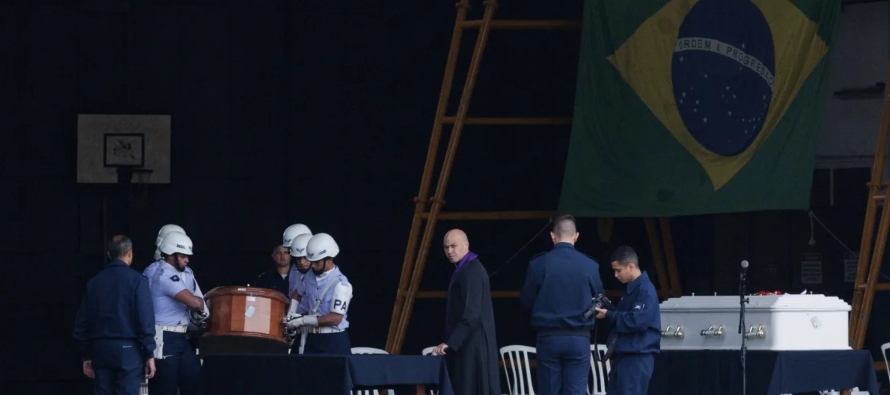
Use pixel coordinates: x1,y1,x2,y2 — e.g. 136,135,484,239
286,265,299,297
145,260,204,297
297,266,351,331
288,267,316,314
148,262,202,326
144,260,162,289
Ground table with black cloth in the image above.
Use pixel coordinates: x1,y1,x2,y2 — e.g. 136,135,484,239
648,350,879,395
203,354,453,395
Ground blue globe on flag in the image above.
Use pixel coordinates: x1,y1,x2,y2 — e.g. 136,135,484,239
671,0,775,157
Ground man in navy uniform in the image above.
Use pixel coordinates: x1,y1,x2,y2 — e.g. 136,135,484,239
73,235,157,395
148,231,208,395
595,245,660,395
520,215,604,395
253,244,293,297
284,233,353,355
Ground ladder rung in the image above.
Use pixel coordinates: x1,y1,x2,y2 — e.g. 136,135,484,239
855,282,890,291
441,116,572,126
459,19,582,30
419,210,554,221
873,195,886,200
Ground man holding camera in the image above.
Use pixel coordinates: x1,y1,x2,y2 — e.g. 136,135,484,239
595,245,661,395
520,215,604,395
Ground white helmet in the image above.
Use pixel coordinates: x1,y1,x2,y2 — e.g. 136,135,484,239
290,233,313,258
306,233,339,262
283,223,311,248
155,224,186,260
159,231,194,256
156,224,186,246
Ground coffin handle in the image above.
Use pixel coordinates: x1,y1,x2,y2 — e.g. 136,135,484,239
744,325,766,339
660,325,684,338
700,325,714,336
700,324,725,337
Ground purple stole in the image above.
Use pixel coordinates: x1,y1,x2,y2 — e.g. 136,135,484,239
443,251,478,340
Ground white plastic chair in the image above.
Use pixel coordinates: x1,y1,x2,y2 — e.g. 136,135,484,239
882,342,890,385
350,348,394,395
500,345,536,395
818,389,869,395
588,344,610,395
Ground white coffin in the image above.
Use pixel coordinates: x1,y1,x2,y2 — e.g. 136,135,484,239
658,294,851,351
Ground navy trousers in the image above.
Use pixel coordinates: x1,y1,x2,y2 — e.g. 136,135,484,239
148,331,203,395
92,339,144,395
302,332,352,355
606,353,655,395
535,335,590,395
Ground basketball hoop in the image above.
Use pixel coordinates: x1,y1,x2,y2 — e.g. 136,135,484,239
132,168,153,185
115,167,153,204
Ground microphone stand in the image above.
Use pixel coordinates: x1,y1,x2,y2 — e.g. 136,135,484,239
739,266,749,395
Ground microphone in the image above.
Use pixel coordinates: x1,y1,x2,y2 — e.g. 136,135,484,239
739,259,750,395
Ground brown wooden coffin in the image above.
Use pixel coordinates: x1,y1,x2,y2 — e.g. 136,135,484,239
198,286,290,355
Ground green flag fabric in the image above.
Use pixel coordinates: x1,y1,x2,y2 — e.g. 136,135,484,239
558,0,842,218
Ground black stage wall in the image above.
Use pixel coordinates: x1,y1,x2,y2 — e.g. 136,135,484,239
0,1,886,393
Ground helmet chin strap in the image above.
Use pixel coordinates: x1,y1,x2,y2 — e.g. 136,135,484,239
311,259,333,276
164,254,187,272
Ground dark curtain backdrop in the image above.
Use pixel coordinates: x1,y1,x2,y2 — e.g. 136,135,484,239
0,1,885,393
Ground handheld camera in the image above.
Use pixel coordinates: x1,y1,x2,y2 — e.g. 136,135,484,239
582,294,613,320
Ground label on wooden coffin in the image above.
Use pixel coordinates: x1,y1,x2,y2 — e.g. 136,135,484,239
658,294,851,351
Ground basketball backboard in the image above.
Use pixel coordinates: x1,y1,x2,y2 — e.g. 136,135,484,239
76,114,171,184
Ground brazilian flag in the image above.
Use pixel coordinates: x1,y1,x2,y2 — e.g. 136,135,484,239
558,0,842,217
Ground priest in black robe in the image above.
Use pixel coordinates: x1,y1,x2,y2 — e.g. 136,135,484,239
432,229,501,395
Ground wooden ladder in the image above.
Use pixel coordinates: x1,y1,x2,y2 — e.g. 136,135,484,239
849,60,890,353
383,0,681,355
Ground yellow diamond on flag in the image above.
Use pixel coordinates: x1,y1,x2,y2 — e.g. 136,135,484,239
606,0,829,190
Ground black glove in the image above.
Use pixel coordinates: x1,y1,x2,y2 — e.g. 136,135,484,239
284,326,298,346
190,308,209,325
